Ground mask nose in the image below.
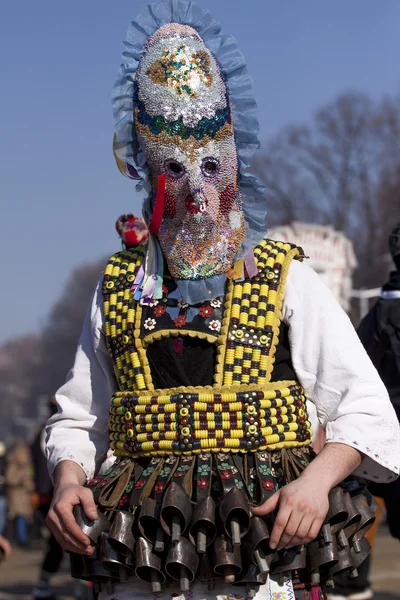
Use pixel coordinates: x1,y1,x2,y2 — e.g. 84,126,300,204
187,172,207,213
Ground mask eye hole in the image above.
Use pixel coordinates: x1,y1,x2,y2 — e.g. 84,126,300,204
202,157,219,177
166,160,185,178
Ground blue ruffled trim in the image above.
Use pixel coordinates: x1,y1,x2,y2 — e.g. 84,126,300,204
112,0,267,238
175,273,227,305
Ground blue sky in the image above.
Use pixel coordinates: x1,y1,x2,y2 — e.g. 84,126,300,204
1,0,399,343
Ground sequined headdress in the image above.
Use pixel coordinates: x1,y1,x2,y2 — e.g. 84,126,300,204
112,0,266,302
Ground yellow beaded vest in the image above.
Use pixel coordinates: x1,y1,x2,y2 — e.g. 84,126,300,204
103,237,312,458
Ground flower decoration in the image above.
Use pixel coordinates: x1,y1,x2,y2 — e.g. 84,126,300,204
154,482,165,494
160,466,172,477
154,305,166,317
258,464,272,476
262,479,274,491
197,477,209,490
209,320,221,332
178,299,189,309
197,464,211,477
174,315,187,327
199,305,213,318
124,481,134,494
144,318,157,330
89,476,101,486
210,298,222,308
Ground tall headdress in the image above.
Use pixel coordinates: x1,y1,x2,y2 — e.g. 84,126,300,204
112,0,266,302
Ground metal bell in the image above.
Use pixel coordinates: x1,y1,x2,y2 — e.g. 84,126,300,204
73,505,110,545
108,510,135,555
165,536,200,592
189,495,217,553
135,536,166,593
160,482,192,542
99,531,133,583
219,487,251,545
212,534,242,582
242,516,274,577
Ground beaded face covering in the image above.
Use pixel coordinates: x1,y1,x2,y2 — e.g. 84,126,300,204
135,24,246,280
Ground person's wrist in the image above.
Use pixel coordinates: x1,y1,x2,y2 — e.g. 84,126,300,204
54,460,87,488
298,466,332,495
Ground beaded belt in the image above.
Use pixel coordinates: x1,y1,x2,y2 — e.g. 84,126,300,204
109,383,312,457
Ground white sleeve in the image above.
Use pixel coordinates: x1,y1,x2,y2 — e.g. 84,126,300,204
46,280,117,482
282,259,400,483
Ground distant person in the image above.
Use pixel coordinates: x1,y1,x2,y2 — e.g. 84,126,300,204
0,442,7,535
5,442,34,546
0,533,11,563
331,222,400,600
31,398,64,600
357,221,400,540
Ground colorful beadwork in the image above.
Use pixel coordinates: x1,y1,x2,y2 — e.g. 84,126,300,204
103,237,312,458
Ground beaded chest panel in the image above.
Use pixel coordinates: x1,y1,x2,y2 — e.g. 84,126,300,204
103,238,312,457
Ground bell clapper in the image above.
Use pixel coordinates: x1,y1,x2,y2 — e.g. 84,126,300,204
180,565,190,592
230,518,241,546
151,570,161,593
154,527,164,553
196,526,207,554
171,515,182,544
224,565,235,583
254,547,269,574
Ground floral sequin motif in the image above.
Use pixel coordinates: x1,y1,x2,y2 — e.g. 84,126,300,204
197,464,211,477
217,461,237,480
146,45,213,98
144,318,156,330
173,464,191,477
199,305,213,318
160,466,172,478
154,481,165,494
174,315,187,328
154,305,166,317
209,319,221,332
262,479,274,491
210,298,222,308
197,477,209,490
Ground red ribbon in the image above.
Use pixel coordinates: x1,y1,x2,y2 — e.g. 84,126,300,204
148,174,166,235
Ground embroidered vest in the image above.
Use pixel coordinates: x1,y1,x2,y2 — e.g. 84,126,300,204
103,237,312,458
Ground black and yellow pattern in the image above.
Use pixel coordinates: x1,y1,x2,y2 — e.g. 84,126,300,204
103,237,312,458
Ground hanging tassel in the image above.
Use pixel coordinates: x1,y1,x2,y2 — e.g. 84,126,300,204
148,175,166,235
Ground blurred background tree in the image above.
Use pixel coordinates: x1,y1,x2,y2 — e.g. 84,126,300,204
0,259,106,439
254,91,400,289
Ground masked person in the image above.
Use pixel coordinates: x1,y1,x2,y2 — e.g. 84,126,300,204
45,2,400,600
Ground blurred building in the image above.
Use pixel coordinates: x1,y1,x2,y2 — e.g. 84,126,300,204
269,222,357,313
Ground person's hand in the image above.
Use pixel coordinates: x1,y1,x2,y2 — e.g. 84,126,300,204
46,461,98,555
0,535,12,562
252,475,329,550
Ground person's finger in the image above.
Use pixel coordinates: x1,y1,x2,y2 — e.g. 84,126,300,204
252,490,281,517
269,504,292,549
284,515,314,549
47,510,93,554
79,488,98,520
276,510,303,550
52,504,92,549
306,519,324,543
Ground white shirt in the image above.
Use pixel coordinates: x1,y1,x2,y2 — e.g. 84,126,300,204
46,259,400,483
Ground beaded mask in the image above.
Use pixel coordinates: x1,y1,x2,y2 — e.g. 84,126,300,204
135,24,246,280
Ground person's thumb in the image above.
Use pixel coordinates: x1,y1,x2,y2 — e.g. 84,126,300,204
252,490,281,516
78,488,98,520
